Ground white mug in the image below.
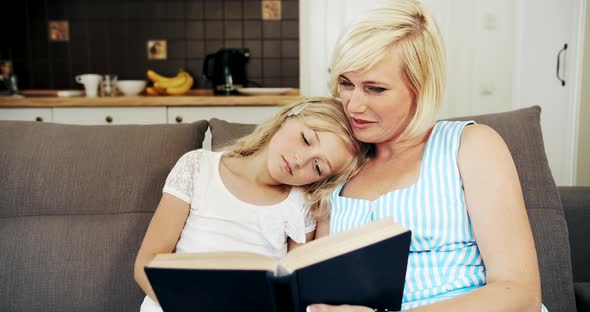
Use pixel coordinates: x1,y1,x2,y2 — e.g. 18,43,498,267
75,74,103,97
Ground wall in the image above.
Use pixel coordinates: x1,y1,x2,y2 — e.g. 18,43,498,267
0,0,299,90
577,1,590,186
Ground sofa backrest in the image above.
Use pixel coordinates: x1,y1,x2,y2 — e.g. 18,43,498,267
209,106,577,312
0,120,208,312
449,106,576,312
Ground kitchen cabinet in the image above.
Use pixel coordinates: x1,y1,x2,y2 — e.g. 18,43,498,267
0,108,53,122
52,107,167,125
0,95,291,149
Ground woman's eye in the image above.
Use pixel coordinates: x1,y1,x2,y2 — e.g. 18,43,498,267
301,132,310,146
339,80,354,88
367,86,386,93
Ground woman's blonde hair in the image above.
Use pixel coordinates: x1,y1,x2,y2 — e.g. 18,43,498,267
223,97,370,219
328,0,446,141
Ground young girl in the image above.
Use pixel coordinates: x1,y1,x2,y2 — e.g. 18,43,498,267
134,97,369,311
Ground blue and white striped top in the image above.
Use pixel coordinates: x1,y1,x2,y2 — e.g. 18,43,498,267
330,121,485,309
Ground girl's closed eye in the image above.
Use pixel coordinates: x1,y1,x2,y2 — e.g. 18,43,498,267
301,132,310,146
314,159,322,176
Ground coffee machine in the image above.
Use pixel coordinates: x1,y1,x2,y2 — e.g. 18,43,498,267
202,48,249,95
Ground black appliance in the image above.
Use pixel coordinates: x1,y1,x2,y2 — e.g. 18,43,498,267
203,48,250,95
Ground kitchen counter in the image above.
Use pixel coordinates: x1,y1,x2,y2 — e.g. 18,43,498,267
0,89,303,107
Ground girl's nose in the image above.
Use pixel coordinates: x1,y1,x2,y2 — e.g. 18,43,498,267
293,151,311,169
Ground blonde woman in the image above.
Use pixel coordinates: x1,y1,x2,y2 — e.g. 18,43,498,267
309,0,546,311
134,97,369,312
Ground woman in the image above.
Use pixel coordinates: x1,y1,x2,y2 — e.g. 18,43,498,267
308,0,545,311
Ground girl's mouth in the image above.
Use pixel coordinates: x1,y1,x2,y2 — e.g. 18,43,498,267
282,156,293,175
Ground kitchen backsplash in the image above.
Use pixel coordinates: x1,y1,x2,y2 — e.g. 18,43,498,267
1,0,299,90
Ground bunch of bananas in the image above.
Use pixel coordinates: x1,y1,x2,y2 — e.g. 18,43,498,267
146,69,194,96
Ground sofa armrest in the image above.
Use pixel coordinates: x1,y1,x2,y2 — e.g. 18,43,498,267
558,186,590,283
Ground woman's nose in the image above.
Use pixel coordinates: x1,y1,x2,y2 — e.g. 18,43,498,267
346,89,367,114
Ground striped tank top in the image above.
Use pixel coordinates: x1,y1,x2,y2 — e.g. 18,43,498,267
330,120,485,309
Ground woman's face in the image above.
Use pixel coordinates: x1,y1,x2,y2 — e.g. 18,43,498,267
337,46,416,144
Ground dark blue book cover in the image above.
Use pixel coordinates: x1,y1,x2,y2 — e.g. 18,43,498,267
145,218,410,312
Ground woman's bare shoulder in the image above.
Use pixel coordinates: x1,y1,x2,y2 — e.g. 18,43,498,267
460,124,508,153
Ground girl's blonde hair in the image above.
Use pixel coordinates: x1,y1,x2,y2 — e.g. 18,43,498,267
328,0,446,141
223,97,369,219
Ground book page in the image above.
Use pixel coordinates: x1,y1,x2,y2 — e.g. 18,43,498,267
279,218,407,273
147,251,278,272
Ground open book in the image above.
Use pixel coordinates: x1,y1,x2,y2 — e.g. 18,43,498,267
145,217,411,312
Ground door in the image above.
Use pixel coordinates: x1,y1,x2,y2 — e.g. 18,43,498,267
512,0,585,185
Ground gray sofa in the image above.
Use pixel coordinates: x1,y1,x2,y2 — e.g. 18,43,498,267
0,106,588,312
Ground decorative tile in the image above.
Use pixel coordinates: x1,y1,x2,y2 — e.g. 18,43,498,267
48,20,69,42
147,40,167,60
262,1,281,20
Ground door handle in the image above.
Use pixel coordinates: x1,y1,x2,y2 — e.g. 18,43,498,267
556,43,567,86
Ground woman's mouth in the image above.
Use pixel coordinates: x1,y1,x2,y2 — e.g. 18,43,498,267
350,117,374,129
282,156,293,175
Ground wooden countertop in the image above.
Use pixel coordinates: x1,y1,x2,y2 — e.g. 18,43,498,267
0,89,304,107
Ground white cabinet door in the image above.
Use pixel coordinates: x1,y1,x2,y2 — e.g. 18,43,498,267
168,106,281,149
512,0,585,185
53,107,167,125
0,108,53,122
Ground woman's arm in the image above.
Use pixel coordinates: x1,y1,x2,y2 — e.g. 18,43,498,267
315,217,331,239
308,124,542,312
133,193,190,303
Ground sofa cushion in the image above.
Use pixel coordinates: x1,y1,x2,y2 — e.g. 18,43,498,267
0,121,208,216
0,120,208,311
449,106,576,312
209,118,256,151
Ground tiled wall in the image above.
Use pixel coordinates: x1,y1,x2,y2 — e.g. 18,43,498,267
1,0,299,90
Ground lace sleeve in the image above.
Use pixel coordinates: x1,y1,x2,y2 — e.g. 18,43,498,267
162,150,203,204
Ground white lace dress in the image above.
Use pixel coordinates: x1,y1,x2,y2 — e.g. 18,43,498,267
140,149,316,312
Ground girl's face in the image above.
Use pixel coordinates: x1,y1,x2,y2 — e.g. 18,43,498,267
337,46,416,144
266,116,353,186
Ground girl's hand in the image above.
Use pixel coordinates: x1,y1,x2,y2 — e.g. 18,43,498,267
306,304,376,312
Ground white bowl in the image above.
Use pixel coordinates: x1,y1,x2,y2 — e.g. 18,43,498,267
116,80,147,96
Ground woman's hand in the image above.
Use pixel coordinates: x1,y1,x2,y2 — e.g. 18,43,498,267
306,304,376,312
